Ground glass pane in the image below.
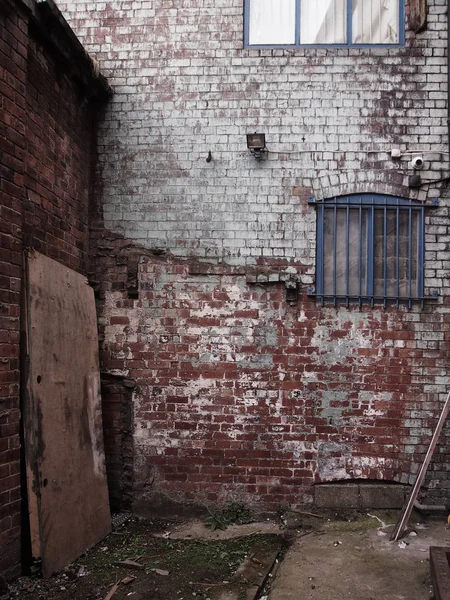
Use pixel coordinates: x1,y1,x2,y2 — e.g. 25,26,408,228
352,0,399,44
335,209,347,295
323,209,335,295
385,211,397,296
324,208,367,297
249,0,296,45
398,210,419,297
348,209,368,296
373,210,384,296
411,211,419,297
300,0,346,44
398,211,409,296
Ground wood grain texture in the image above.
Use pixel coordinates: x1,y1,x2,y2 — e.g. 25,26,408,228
24,250,111,577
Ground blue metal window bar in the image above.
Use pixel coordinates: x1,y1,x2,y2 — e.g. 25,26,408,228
244,0,405,49
309,194,428,308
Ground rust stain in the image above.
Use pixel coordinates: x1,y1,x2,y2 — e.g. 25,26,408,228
409,0,427,32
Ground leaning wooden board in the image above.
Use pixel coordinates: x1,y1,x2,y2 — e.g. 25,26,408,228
23,250,111,577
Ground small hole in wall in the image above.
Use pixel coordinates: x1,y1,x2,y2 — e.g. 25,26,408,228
37,376,42,384
43,479,48,487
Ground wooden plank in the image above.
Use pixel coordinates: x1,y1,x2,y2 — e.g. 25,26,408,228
24,250,111,577
430,547,450,600
390,390,450,541
21,283,41,559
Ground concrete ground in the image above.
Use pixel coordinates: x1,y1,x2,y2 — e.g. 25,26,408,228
269,512,450,600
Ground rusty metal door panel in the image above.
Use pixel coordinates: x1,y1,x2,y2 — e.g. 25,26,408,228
23,250,111,577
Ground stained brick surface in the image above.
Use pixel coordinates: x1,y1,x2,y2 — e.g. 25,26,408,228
0,0,107,578
0,0,29,578
55,0,450,511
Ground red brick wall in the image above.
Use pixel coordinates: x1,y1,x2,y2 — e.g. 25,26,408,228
0,0,29,579
89,229,450,513
23,32,97,273
0,0,107,578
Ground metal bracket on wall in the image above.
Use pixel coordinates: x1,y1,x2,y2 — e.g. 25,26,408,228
285,280,299,304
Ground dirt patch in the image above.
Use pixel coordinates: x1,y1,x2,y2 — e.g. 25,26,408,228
166,519,283,541
9,518,286,600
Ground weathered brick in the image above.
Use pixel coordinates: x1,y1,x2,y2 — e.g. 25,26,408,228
55,0,450,514
0,0,109,579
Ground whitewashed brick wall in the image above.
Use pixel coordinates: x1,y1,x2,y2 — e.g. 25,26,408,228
56,0,449,275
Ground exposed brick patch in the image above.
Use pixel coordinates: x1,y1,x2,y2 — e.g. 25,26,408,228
101,374,135,511
86,229,450,510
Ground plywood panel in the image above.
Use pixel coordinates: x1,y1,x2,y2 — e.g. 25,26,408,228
24,250,111,577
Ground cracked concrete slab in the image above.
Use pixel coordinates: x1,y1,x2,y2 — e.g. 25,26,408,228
269,515,450,600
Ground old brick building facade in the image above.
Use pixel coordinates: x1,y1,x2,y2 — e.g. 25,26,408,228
52,0,450,515
0,0,109,578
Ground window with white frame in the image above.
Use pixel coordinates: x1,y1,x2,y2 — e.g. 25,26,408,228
245,0,403,47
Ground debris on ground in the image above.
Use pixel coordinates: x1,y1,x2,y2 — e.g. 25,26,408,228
103,582,119,600
8,517,286,600
113,559,145,570
151,568,169,576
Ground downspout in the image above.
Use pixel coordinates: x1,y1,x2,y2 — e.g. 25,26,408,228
414,500,450,513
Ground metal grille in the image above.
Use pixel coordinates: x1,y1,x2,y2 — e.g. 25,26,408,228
312,194,426,308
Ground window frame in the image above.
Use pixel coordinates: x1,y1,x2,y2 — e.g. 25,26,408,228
244,0,405,49
310,193,426,308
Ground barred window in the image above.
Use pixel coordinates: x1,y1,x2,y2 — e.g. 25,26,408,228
310,194,426,307
245,0,404,48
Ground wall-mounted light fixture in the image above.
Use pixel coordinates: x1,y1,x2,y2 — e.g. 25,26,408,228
247,133,267,159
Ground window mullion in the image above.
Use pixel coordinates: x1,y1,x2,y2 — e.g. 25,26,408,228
383,207,387,309
317,203,325,299
418,207,425,308
345,206,350,305
347,0,352,46
358,206,362,306
408,207,412,309
399,0,405,45
333,204,337,304
244,0,250,47
395,208,400,308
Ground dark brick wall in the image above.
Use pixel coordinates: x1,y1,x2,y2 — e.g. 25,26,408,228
0,0,108,578
0,0,29,579
23,35,94,273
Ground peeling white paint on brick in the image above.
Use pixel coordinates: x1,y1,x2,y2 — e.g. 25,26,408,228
56,0,450,509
